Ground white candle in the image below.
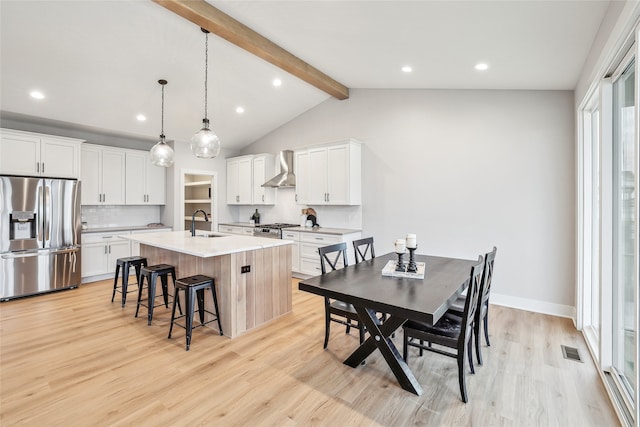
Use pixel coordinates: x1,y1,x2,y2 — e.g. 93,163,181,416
406,234,417,249
395,239,406,253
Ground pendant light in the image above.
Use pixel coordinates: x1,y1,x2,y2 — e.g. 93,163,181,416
191,28,221,159
150,79,174,167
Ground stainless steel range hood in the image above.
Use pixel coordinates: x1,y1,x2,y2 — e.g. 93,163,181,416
262,150,295,188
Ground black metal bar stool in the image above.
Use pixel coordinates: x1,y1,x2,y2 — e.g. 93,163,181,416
111,256,147,307
135,264,178,325
168,275,223,351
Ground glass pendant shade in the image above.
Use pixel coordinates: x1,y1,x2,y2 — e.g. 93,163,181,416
150,79,173,167
191,28,221,159
150,134,174,167
190,118,220,158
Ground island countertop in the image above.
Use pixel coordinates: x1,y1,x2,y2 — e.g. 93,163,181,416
123,230,292,258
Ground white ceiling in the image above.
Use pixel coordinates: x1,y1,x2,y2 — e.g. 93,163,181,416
0,0,611,150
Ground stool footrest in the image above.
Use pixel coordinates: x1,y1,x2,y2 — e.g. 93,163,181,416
170,311,220,331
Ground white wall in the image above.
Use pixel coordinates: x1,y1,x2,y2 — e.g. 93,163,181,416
243,88,576,316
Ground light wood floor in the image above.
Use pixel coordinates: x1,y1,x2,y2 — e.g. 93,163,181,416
1,279,619,426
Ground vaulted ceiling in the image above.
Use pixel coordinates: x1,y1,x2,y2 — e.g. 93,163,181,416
0,1,611,150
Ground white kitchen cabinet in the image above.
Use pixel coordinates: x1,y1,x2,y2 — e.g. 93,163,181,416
308,147,329,204
252,154,276,205
81,232,130,280
296,230,361,276
81,144,126,205
294,139,361,206
227,156,252,205
294,150,309,205
282,230,300,272
125,150,166,205
0,128,83,179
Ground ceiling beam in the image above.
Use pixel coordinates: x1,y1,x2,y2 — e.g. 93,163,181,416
152,0,349,100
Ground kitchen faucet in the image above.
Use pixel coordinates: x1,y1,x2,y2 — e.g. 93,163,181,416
191,209,209,236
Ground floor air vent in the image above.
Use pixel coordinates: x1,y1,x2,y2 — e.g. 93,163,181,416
561,345,583,363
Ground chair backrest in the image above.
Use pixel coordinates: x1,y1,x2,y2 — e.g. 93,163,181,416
478,246,497,310
352,237,375,264
318,242,348,274
460,256,484,345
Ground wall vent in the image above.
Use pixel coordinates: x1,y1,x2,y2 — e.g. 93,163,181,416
561,345,583,363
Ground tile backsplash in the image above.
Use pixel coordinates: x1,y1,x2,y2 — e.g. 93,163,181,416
81,205,161,229
237,189,362,229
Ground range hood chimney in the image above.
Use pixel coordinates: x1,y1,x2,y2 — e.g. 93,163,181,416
262,150,295,188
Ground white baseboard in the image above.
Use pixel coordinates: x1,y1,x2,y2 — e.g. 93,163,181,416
491,292,575,319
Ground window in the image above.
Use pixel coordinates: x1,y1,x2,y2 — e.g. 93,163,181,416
579,38,638,426
612,58,636,403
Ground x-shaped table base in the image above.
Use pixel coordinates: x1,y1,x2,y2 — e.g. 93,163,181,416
343,305,423,396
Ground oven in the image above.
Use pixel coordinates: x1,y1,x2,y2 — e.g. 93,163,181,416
253,223,299,239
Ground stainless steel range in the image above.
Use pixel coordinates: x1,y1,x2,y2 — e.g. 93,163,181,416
253,223,299,239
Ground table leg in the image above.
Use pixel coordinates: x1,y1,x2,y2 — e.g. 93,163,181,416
344,306,423,396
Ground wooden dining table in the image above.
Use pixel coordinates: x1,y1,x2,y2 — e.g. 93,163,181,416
298,252,477,395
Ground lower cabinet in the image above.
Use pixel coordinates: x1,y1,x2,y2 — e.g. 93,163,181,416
297,231,361,276
81,232,131,282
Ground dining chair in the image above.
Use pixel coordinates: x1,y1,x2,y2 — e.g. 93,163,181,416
448,246,497,365
402,256,485,403
352,237,375,264
318,242,365,349
351,237,391,333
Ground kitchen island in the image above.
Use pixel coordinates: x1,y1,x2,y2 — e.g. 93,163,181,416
125,230,292,338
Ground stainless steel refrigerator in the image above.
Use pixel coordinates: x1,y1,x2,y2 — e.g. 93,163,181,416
0,175,81,300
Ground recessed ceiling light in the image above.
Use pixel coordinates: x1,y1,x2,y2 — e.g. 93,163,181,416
272,78,282,87
401,66,412,73
30,90,45,99
475,63,489,71
136,114,146,122
236,106,245,114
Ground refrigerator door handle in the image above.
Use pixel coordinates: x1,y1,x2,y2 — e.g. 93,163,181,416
2,247,80,259
1,250,41,259
44,184,51,244
37,183,44,247
71,250,77,272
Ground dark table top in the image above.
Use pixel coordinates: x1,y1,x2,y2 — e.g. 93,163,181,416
299,253,477,325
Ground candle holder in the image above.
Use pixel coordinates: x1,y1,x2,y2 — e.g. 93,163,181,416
406,246,418,273
395,251,406,272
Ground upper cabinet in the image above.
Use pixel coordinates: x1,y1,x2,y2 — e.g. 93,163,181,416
0,128,83,179
227,153,275,205
295,139,361,206
81,145,126,205
227,155,252,205
294,150,309,205
124,150,166,205
252,154,276,205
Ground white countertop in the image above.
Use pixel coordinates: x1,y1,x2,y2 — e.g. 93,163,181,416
284,226,361,235
218,222,360,235
82,225,171,234
123,230,292,258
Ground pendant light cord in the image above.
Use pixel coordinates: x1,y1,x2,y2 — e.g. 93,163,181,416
161,83,165,136
204,31,208,120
